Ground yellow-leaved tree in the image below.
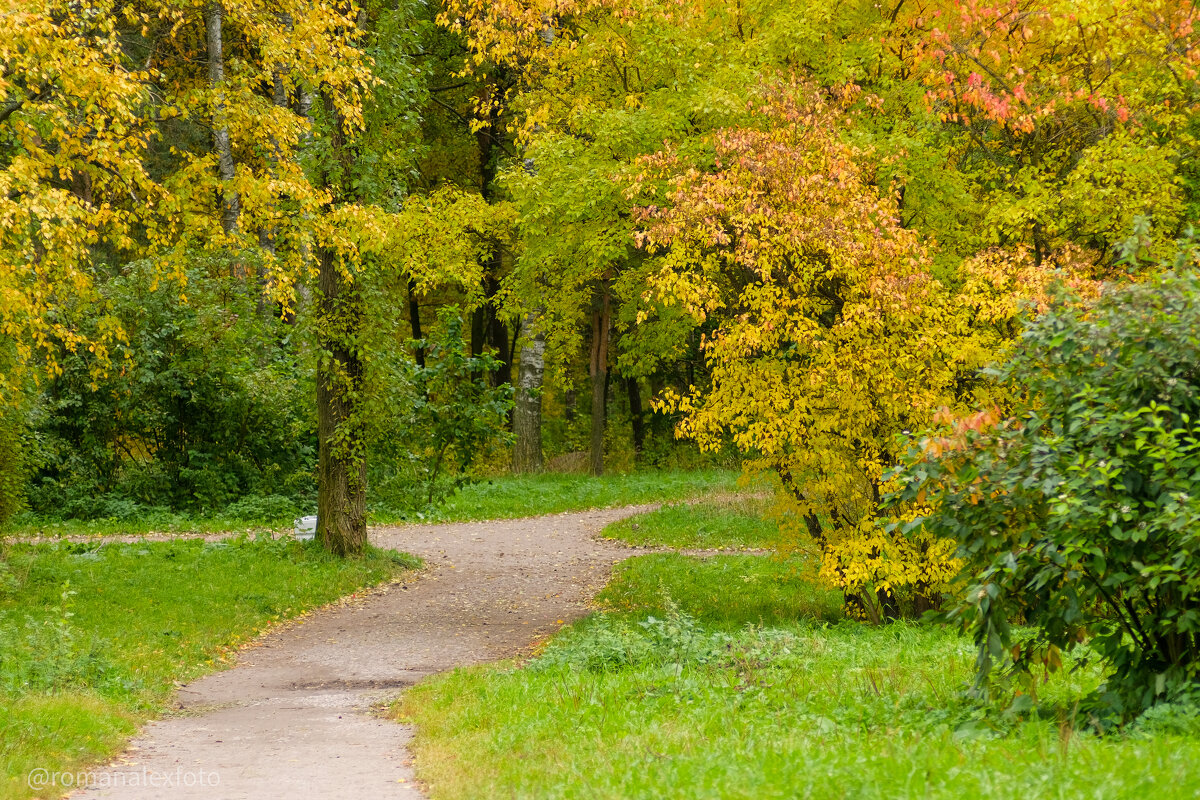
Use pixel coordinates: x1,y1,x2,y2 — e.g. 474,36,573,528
635,84,992,620
0,0,157,390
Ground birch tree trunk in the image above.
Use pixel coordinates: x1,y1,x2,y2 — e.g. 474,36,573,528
513,311,545,473
204,1,240,235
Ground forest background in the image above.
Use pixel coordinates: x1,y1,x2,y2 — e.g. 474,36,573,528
2,0,1197,583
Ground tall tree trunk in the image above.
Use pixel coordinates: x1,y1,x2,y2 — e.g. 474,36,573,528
589,286,611,477
513,310,545,473
470,80,512,389
204,1,240,236
564,389,576,423
407,277,425,368
468,277,511,388
489,303,512,387
315,89,366,557
627,376,645,455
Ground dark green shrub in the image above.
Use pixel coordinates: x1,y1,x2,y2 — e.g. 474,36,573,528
0,405,25,526
894,271,1200,717
26,258,316,517
366,308,513,514
222,494,302,522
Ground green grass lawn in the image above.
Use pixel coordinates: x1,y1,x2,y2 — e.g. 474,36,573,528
6,469,742,538
395,504,1200,800
0,537,417,800
600,495,778,549
4,514,289,540
597,553,842,625
418,469,741,523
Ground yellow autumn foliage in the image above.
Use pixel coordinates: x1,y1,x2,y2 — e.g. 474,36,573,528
636,83,1097,618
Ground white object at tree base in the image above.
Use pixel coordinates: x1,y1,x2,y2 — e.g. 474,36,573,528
294,515,318,541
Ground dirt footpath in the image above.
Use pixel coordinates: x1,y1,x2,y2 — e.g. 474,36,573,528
73,506,658,800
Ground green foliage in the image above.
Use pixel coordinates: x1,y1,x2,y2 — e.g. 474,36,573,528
0,404,26,527
367,307,513,513
893,270,1200,717
222,494,303,523
26,259,315,518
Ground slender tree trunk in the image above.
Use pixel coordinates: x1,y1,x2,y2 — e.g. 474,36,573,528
564,389,576,423
470,80,512,389
469,277,510,388
204,1,240,236
513,310,545,473
256,42,291,314
407,278,425,368
470,302,485,359
315,89,366,557
627,376,645,455
588,286,611,477
489,306,512,387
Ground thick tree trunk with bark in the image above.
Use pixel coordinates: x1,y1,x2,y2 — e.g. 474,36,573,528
315,89,366,557
513,311,545,473
204,1,240,235
588,286,611,477
316,248,366,557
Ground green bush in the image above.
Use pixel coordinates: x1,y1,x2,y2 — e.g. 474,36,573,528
0,405,25,526
365,308,512,515
894,271,1200,718
222,494,302,522
25,258,316,517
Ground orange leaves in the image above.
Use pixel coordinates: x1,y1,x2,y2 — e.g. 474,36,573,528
923,405,1004,457
905,0,1198,137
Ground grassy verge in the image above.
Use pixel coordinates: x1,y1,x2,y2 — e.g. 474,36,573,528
395,509,1200,800
410,469,742,523
600,495,777,549
7,469,743,538
595,553,841,626
0,537,417,800
3,514,289,540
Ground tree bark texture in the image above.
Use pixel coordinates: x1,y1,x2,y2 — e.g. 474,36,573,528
315,89,366,557
513,311,545,473
408,278,425,368
203,2,240,236
627,376,645,454
589,286,611,477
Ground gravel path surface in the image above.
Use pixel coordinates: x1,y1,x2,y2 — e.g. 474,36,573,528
72,506,667,799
